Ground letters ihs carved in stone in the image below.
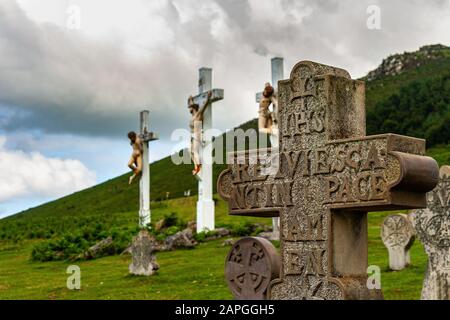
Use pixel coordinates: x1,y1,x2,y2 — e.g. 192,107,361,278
217,60,439,300
412,166,450,300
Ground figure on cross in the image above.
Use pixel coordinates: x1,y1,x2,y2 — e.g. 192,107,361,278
258,82,278,135
127,131,143,184
188,90,212,176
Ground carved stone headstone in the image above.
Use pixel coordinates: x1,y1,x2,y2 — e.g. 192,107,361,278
412,166,450,300
225,237,280,300
129,230,160,276
217,60,439,300
381,214,415,271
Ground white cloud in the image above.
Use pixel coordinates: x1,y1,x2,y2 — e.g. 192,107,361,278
0,136,96,202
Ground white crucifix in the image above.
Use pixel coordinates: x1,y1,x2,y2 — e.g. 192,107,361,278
255,57,284,238
138,110,158,228
188,68,224,233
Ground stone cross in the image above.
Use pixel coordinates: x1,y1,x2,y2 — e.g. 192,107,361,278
129,229,159,276
412,165,450,300
381,214,415,271
255,57,284,239
217,60,439,300
139,110,158,228
189,68,224,233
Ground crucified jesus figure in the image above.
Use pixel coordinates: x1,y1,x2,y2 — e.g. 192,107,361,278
188,90,212,176
258,82,278,135
127,131,143,185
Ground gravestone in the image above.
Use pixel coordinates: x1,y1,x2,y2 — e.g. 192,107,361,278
412,165,450,300
217,60,439,299
381,214,415,271
225,237,280,300
129,230,160,276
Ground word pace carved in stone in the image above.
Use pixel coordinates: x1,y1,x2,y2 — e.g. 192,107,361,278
218,60,439,300
412,166,450,300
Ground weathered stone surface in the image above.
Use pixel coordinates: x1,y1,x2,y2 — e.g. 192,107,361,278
225,237,280,300
155,219,165,232
205,228,231,241
258,231,280,241
412,166,450,300
164,227,197,250
187,221,197,232
222,239,235,246
83,236,114,260
381,214,415,270
217,60,439,300
129,230,159,276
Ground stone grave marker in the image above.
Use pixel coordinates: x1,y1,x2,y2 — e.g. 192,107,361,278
129,230,159,276
217,60,439,300
381,214,415,271
412,165,450,299
225,237,280,300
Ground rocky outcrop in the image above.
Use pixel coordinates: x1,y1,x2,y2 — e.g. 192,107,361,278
164,228,197,250
82,236,114,260
365,44,448,81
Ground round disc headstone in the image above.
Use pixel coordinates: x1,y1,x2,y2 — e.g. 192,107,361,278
380,214,415,270
225,237,280,300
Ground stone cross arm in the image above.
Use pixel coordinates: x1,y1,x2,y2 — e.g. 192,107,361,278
217,134,439,217
189,88,224,106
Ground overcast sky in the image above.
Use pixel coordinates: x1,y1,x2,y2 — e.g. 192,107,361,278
0,0,449,218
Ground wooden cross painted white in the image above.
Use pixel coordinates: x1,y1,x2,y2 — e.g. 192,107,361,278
255,57,284,238
189,68,224,233
139,110,158,228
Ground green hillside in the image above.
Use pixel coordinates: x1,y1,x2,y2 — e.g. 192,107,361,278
0,44,448,238
0,44,449,300
366,44,450,147
2,44,449,229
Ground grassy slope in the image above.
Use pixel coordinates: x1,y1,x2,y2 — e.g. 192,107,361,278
0,196,426,300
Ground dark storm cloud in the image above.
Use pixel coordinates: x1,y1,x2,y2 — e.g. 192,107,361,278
0,0,448,139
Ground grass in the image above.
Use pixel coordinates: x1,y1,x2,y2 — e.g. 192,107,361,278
0,196,428,300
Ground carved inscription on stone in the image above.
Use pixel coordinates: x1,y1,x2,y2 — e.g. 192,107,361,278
217,60,439,300
412,166,450,299
225,237,280,300
381,214,415,271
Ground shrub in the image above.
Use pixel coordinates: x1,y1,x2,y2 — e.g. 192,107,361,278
163,212,179,228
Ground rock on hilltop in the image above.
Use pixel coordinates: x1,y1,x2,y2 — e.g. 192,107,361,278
365,44,449,81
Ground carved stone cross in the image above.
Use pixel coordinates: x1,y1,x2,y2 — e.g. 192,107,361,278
381,214,415,271
218,61,439,300
412,166,450,299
